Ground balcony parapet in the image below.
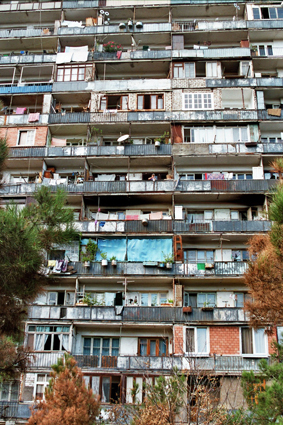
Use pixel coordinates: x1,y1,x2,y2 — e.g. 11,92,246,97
0,27,54,39
58,22,172,36
0,83,52,95
177,179,276,193
258,110,283,120
0,401,31,420
0,54,56,65
48,110,258,124
28,351,267,373
28,306,247,323
0,1,61,12
1,114,49,126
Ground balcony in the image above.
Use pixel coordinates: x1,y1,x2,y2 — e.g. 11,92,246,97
49,110,258,125
258,109,283,120
213,220,271,232
0,1,61,12
0,402,31,420
28,306,247,323
58,22,172,36
0,27,55,39
177,179,276,193
0,53,56,65
63,0,99,7
1,114,49,126
183,261,248,276
0,83,52,94
29,351,267,373
0,180,176,196
9,144,172,159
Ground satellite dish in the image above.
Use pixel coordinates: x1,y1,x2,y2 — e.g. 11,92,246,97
117,134,129,142
100,9,105,14
105,11,109,16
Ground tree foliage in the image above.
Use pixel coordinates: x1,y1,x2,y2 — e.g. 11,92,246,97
245,179,283,328
0,186,78,380
27,354,100,425
0,137,8,175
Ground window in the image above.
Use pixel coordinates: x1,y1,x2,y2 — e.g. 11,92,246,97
186,327,208,354
257,45,273,56
138,338,168,356
232,250,249,261
127,292,168,306
184,250,214,264
27,325,70,351
183,93,213,110
56,65,92,82
100,95,128,111
241,328,267,355
235,293,251,308
252,7,283,20
197,293,216,308
18,130,35,146
0,381,19,401
34,374,49,400
47,291,74,306
101,376,120,403
173,62,196,78
83,337,119,357
206,62,219,78
137,94,164,110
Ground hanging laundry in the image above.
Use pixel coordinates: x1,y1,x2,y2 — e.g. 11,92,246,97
28,113,40,122
16,107,26,114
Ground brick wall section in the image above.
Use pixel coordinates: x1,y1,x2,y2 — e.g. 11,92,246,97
0,127,48,147
210,326,240,355
268,328,278,354
174,325,184,355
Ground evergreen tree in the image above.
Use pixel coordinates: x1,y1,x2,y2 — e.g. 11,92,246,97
28,354,100,425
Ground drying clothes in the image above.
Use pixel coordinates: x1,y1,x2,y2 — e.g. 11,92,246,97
28,113,40,122
205,172,225,180
116,51,122,59
16,107,26,114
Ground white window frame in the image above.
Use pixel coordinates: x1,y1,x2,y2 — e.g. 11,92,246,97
197,293,216,307
33,374,49,401
183,92,213,110
0,381,20,401
240,327,268,357
17,129,35,146
126,292,168,306
184,327,209,356
27,325,70,351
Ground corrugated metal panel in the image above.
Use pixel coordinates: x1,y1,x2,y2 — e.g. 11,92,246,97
214,261,248,275
213,220,271,233
63,0,99,7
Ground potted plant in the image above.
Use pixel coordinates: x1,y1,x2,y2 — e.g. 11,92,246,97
82,293,95,306
110,256,117,266
168,298,174,306
103,41,122,53
201,301,214,311
183,306,193,313
155,131,170,147
163,252,174,269
119,22,126,30
87,127,103,145
100,252,108,266
81,239,98,267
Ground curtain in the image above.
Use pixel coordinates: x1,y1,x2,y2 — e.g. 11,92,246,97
58,334,69,351
35,334,43,351
92,376,100,395
242,328,253,354
102,377,110,402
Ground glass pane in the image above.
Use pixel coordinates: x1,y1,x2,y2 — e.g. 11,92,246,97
1,383,10,400
151,294,158,306
10,382,19,401
140,339,147,356
259,46,265,56
141,294,149,306
197,328,207,353
242,328,253,354
233,127,240,142
236,293,244,308
151,95,157,110
112,339,119,356
207,294,215,306
71,68,78,81
253,8,260,19
267,45,273,55
36,384,44,400
102,377,110,402
159,339,167,356
100,97,107,110
102,338,110,356
160,293,167,304
64,68,71,81
137,96,143,110
150,340,156,356
186,328,195,352
197,294,206,307
197,251,205,262
254,329,266,354
157,96,164,109
206,251,214,262
277,8,283,18
83,338,91,355
185,62,195,78
78,68,85,81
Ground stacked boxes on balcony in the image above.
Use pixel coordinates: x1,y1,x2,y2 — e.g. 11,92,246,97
0,0,282,422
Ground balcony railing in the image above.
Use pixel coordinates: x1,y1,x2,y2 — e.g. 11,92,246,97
178,179,276,193
28,305,247,323
0,1,61,11
0,83,52,94
0,402,31,419
0,27,54,39
0,53,56,65
213,220,271,232
9,144,172,159
28,351,266,372
258,109,283,120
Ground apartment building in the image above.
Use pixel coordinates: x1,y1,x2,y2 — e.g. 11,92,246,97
0,0,282,423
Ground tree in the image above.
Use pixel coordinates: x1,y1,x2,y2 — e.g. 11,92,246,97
244,178,283,328
0,137,8,176
27,354,100,425
0,185,78,380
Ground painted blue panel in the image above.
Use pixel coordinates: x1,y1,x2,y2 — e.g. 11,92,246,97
127,238,172,262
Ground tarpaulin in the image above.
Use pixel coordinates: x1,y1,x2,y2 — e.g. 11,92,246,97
127,238,172,262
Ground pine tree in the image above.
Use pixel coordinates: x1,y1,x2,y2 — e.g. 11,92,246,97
28,354,100,425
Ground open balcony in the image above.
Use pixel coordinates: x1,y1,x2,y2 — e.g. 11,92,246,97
0,53,56,65
0,83,52,95
177,179,276,193
28,351,266,373
28,306,247,324
0,402,31,420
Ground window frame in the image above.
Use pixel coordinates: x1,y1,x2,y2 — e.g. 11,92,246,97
184,327,209,356
183,92,213,110
56,64,92,82
26,325,70,352
82,337,120,357
100,95,129,111
240,327,268,357
136,94,164,111
34,373,49,401
17,129,35,146
138,337,168,357
0,381,20,402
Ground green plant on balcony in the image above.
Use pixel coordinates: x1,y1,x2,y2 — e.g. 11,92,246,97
168,299,174,304
81,239,99,265
103,41,122,53
155,131,170,144
110,256,117,266
87,127,103,145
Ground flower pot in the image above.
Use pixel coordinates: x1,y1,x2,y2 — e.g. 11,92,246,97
119,23,126,29
166,262,173,269
127,20,133,27
84,261,90,267
101,259,108,267
155,141,161,147
142,218,148,226
183,306,192,313
136,21,143,29
201,306,214,311
111,260,117,266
